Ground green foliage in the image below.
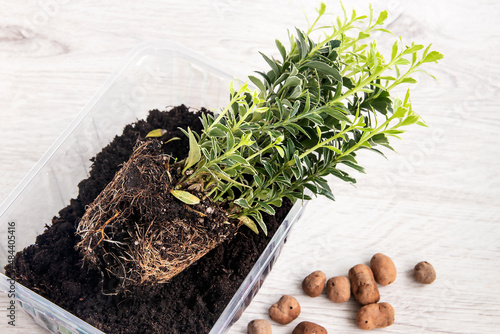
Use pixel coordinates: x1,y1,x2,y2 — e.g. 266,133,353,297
178,2,442,234
146,129,166,138
170,190,200,205
182,127,201,173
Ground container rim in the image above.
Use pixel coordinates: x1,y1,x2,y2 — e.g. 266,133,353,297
209,197,308,333
0,273,105,333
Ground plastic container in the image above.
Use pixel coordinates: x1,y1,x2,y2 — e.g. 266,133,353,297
0,41,307,334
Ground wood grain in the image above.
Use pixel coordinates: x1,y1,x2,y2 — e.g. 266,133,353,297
1,0,499,333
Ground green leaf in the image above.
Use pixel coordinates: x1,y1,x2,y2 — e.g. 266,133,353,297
362,91,393,115
257,201,276,215
208,126,225,137
302,61,342,82
283,76,301,89
375,10,388,25
395,58,411,66
226,131,235,152
276,176,292,188
262,160,275,177
391,41,399,60
146,129,166,138
393,107,407,119
215,123,230,134
401,77,417,84
422,51,444,63
315,178,335,200
275,97,285,120
318,2,326,15
359,146,387,159
399,115,420,126
402,44,424,55
330,168,357,183
304,183,318,193
338,154,358,163
325,146,342,154
371,133,389,144
295,28,309,59
255,189,270,200
293,153,303,177
303,90,311,114
358,32,370,39
329,39,341,50
239,216,259,234
214,170,249,188
234,198,251,209
170,190,200,205
250,211,267,236
289,85,302,99
315,126,322,143
275,39,287,61
305,113,324,125
183,128,201,173
317,106,351,123
256,70,272,84
260,52,280,75
248,75,267,92
284,139,295,160
228,154,249,165
268,197,282,207
164,137,181,144
320,188,335,201
276,145,285,158
253,174,263,187
239,132,255,147
374,28,394,35
201,147,210,160
339,160,366,173
291,166,301,179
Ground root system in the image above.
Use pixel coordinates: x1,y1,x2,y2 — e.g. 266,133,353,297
76,139,235,293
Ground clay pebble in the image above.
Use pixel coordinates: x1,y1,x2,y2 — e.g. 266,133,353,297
269,295,301,325
247,319,272,334
414,261,436,284
348,264,380,305
326,276,350,303
292,321,328,334
302,270,326,297
370,253,397,286
356,302,395,330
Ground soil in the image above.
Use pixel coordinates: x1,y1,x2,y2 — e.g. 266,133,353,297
5,105,292,334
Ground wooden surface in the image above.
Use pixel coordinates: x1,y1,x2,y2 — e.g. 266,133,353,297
1,0,499,333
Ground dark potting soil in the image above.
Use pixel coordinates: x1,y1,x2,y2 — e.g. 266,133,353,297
5,105,292,334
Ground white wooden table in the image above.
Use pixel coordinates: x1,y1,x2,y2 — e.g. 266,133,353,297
1,1,499,333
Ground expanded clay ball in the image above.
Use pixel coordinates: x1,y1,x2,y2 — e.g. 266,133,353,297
326,276,350,303
302,270,326,297
356,302,395,330
247,319,272,334
348,264,380,305
269,295,301,325
370,253,397,286
414,261,436,284
292,321,328,334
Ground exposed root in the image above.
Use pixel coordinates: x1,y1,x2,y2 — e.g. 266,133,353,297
76,139,236,294
95,210,120,246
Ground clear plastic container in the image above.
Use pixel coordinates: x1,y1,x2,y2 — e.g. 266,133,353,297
0,41,307,334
